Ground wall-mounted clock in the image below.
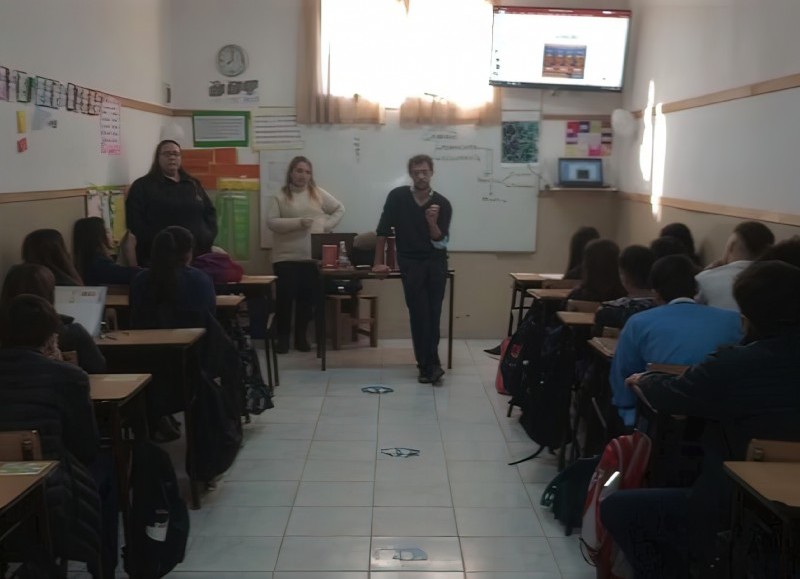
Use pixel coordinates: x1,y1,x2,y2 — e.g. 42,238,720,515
216,44,248,77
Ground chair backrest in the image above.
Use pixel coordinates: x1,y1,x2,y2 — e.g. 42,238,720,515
542,278,580,290
601,327,620,338
566,299,601,313
746,439,800,462
0,430,43,461
310,233,356,260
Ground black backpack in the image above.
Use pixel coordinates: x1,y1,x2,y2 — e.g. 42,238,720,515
500,308,546,402
540,455,600,535
123,442,189,578
509,324,576,465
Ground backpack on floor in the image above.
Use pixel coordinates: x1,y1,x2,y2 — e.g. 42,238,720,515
540,454,601,536
123,442,189,579
509,325,576,465
581,431,652,579
499,308,546,401
494,337,511,395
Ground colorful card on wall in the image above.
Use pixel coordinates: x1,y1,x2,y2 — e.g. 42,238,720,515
565,119,613,157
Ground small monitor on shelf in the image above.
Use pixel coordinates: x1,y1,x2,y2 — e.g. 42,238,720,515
557,158,604,188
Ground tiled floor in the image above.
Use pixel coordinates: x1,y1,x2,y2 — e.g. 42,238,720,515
166,339,594,578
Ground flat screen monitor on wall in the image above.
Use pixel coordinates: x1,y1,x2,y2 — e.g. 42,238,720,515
489,7,631,92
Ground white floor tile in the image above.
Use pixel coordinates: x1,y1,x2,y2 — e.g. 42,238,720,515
193,506,291,536
301,459,376,481
177,536,282,572
455,507,544,537
276,537,371,571
450,482,533,508
226,459,306,481
372,507,457,536
285,506,373,536
203,481,298,507
370,537,463,572
460,537,559,573
446,460,523,483
273,574,366,579
294,481,374,506
308,440,376,461
373,480,453,507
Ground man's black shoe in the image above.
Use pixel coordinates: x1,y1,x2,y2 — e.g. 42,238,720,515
429,366,445,384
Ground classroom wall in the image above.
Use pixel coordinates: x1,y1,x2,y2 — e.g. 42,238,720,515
617,0,800,217
0,0,173,277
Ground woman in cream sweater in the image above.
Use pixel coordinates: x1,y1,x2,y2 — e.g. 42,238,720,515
266,156,344,353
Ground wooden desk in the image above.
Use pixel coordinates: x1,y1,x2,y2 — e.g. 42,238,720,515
589,336,618,359
556,310,596,326
0,461,57,561
235,274,277,287
95,329,206,509
725,461,800,577
527,288,572,301
507,273,564,335
106,293,243,310
90,374,151,550
316,268,455,372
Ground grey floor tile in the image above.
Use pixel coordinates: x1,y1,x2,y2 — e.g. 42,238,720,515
294,481,374,506
177,536,281,572
276,537,371,571
286,506,373,536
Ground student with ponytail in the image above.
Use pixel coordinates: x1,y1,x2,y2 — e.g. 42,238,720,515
130,226,215,329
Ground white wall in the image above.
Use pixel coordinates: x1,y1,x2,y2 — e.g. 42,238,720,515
167,0,301,109
617,0,800,215
0,0,172,192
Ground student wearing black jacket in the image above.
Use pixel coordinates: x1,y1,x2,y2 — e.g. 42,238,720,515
0,295,115,578
373,154,452,384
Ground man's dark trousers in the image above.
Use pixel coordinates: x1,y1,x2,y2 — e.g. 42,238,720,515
398,255,448,376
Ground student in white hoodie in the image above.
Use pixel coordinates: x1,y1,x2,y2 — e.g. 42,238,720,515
266,156,344,353
695,220,774,311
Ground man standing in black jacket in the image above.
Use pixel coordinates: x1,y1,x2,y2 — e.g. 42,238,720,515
373,154,452,384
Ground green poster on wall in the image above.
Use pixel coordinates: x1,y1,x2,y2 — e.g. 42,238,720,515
215,192,250,260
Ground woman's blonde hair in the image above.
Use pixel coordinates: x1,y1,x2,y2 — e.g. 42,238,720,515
281,156,320,204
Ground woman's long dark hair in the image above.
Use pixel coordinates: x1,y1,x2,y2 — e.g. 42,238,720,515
73,217,111,280
581,239,626,301
565,226,600,275
22,229,83,286
0,264,56,308
660,223,700,264
147,226,194,305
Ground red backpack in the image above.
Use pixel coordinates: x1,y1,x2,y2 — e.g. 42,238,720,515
581,431,652,579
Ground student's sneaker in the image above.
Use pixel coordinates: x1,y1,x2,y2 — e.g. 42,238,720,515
429,366,445,385
418,373,432,384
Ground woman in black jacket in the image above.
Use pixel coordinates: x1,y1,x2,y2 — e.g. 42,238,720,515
0,295,112,577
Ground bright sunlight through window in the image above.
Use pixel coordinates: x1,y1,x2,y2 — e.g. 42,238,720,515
321,0,495,109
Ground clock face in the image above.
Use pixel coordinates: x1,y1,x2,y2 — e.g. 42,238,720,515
216,44,248,77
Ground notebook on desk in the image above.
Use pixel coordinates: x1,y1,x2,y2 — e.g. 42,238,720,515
558,158,605,188
54,286,108,338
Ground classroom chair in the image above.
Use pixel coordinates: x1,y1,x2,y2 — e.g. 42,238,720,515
0,430,42,461
326,293,379,350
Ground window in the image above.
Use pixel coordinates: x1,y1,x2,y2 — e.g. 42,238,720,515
298,0,499,125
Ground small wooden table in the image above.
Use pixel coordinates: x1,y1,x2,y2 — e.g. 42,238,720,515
235,274,277,287
316,268,455,372
589,336,618,360
0,461,57,561
527,287,572,301
95,329,206,508
90,373,151,547
556,310,596,327
725,461,800,577
507,273,563,334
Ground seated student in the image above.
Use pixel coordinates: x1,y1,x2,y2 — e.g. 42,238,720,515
603,260,800,577
568,239,627,302
0,294,117,578
757,234,800,268
695,220,775,311
22,228,83,286
0,263,106,373
130,226,216,329
192,243,244,284
649,234,691,260
660,222,701,265
593,244,657,334
564,226,600,280
610,255,742,427
72,217,141,285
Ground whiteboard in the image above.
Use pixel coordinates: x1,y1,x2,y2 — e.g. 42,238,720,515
259,113,539,252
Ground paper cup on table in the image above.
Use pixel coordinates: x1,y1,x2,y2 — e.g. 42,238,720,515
322,244,338,268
